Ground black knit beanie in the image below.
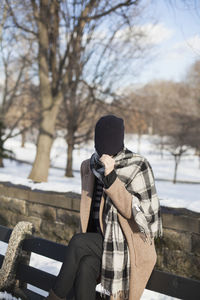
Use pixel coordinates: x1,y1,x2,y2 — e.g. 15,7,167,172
94,115,124,156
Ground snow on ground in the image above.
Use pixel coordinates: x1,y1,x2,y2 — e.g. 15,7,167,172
4,134,200,183
1,157,200,212
0,134,200,212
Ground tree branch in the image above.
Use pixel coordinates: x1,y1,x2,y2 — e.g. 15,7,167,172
6,0,37,36
77,0,139,21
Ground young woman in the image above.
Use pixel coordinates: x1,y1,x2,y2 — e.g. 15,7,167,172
46,115,163,300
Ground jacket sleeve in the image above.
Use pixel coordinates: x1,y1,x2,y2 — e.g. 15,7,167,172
104,176,133,219
104,158,158,221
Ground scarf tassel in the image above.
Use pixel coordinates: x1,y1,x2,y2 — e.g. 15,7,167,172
100,289,129,300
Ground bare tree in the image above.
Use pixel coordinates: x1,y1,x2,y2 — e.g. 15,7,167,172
159,114,197,183
6,0,153,181
60,0,153,176
5,82,40,147
184,60,200,166
0,2,34,167
6,0,63,181
111,91,149,153
185,60,200,115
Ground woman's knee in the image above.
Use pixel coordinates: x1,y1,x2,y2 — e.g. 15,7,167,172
78,256,101,279
68,233,84,249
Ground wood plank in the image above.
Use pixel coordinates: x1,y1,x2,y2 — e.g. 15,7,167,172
0,225,67,261
16,263,56,291
21,288,44,300
0,225,67,262
0,254,4,268
0,225,12,243
22,237,67,262
16,262,200,300
16,263,109,299
146,269,200,300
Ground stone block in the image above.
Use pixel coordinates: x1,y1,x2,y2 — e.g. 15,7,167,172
71,198,80,211
162,228,192,252
54,194,73,210
156,247,200,280
1,209,34,229
191,233,200,256
190,254,200,280
0,185,9,197
56,209,79,228
0,197,26,215
0,196,10,209
4,186,29,201
40,220,76,244
29,191,73,210
0,208,18,227
0,211,9,226
29,190,52,205
27,203,56,222
199,219,200,233
163,213,199,233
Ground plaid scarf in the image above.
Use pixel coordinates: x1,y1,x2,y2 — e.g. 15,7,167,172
113,148,163,243
90,151,130,299
90,148,163,298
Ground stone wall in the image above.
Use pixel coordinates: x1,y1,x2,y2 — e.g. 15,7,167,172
155,206,200,281
0,181,80,244
0,181,199,280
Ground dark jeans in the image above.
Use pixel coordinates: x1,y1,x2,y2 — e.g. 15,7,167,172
53,232,103,300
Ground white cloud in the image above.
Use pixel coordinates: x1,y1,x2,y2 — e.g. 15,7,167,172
138,23,173,45
114,23,173,46
165,35,200,60
183,35,200,55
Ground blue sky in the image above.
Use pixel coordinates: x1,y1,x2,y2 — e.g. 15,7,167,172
136,0,200,84
0,1,199,89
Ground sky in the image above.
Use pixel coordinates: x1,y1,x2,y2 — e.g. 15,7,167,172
135,0,200,84
0,1,199,90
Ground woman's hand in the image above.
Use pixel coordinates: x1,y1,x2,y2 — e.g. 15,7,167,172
100,154,115,176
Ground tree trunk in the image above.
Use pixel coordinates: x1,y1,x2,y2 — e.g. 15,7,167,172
65,133,75,177
198,152,200,169
28,98,61,182
28,130,53,182
160,136,164,159
173,155,180,184
173,161,178,184
137,133,141,154
21,131,26,148
28,0,62,182
0,119,5,168
28,97,61,182
0,157,4,168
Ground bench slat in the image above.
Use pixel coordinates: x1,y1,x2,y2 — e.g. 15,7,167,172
16,263,56,291
17,264,109,299
147,269,200,300
22,237,67,262
0,222,67,262
16,262,200,300
0,225,12,243
0,254,4,267
21,288,44,300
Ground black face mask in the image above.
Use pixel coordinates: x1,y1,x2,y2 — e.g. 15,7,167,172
94,115,124,157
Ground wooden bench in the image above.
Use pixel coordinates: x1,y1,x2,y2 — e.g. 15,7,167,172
0,223,200,300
